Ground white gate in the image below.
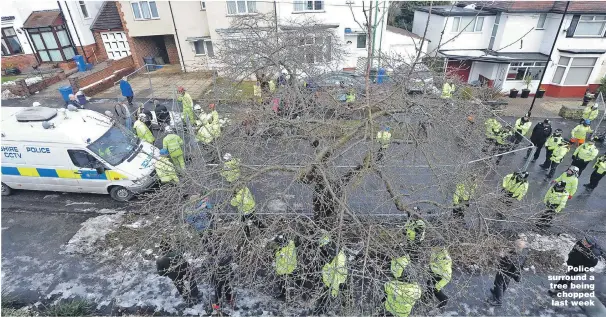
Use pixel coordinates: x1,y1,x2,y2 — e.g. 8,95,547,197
101,31,131,60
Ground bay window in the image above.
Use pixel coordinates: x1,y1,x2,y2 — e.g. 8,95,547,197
27,25,75,62
506,62,546,81
552,56,597,85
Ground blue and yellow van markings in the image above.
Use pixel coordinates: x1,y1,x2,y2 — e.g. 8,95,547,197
1,166,127,180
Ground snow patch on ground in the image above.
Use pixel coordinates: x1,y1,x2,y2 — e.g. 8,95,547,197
43,194,60,199
124,219,152,229
65,201,96,206
527,233,576,263
1,89,23,99
62,212,124,255
2,76,43,86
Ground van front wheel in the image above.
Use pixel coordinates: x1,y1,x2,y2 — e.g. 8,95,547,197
109,186,134,202
1,183,12,196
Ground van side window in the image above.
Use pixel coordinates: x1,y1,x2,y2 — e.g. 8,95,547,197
68,150,100,168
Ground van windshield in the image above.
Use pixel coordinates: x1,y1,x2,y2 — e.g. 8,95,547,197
87,126,138,166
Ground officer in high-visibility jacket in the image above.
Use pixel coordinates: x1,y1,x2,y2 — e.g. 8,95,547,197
322,250,347,297
155,149,179,184
584,154,606,190
570,120,593,146
538,181,569,228
272,234,297,300
582,104,599,121
345,89,356,103
314,235,346,315
383,255,422,317
513,115,532,144
555,166,579,198
541,129,563,165
540,140,570,178
162,126,185,169
230,186,264,237
494,126,513,164
502,171,529,201
376,127,392,161
426,247,452,309
452,177,477,219
441,82,455,99
193,104,206,128
483,118,502,153
133,113,155,144
572,137,599,176
220,153,240,183
405,212,425,261
177,86,195,126
196,123,214,144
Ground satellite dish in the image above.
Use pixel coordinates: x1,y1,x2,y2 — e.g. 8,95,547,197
42,121,55,129
67,105,79,112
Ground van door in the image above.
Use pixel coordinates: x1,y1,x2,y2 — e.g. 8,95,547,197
66,149,111,194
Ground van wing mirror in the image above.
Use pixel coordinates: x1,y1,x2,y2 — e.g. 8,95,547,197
95,166,106,174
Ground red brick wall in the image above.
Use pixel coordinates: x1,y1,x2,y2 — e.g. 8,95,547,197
116,2,143,69
131,37,158,68
75,43,105,65
164,35,180,65
75,55,135,88
28,71,67,94
542,84,590,98
1,54,38,72
81,67,132,96
92,31,110,62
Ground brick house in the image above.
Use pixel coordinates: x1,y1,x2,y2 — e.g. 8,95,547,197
90,1,131,62
413,1,606,97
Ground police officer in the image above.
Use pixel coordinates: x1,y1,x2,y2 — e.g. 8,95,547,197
549,237,603,296
425,246,452,309
525,119,552,162
383,255,422,317
404,212,425,261
483,117,502,153
441,82,455,99
584,153,606,190
163,126,185,169
582,104,599,122
555,166,579,198
538,181,569,229
220,153,241,183
540,129,563,165
155,149,178,184
502,171,529,201
452,176,477,219
541,140,570,178
177,86,195,126
230,186,265,238
272,234,298,301
494,126,513,164
193,104,206,128
345,88,356,103
513,115,532,144
315,248,347,314
570,120,593,146
134,113,155,144
376,127,392,161
156,240,200,303
487,239,528,306
572,137,599,176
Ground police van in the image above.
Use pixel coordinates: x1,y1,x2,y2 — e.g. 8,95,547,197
1,107,158,201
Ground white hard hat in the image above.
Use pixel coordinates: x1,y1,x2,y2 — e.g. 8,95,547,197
32,101,41,107
223,153,232,161
138,113,147,120
194,104,202,111
165,125,173,133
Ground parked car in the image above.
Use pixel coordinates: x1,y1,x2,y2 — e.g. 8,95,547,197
391,63,439,95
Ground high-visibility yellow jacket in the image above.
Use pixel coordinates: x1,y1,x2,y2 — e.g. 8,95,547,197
322,250,347,297
377,130,392,149
253,84,262,97
545,136,562,150
515,118,532,136
405,219,425,242
269,80,276,92
594,156,606,174
178,92,194,123
384,281,422,317
441,83,455,99
196,124,214,144
163,133,184,158
230,187,255,215
134,120,155,144
391,255,410,279
453,183,476,205
502,174,528,200
155,157,178,184
485,118,502,140
346,92,356,103
429,248,452,291
582,106,599,121
573,143,599,162
495,129,512,145
275,240,297,276
555,173,578,196
220,158,241,183
544,187,569,212
549,144,569,163
571,124,593,140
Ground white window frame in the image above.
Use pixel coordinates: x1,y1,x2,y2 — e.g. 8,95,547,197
194,40,206,55
451,16,484,33
536,13,547,29
551,55,598,86
131,1,160,20
293,1,324,13
299,35,331,64
505,61,546,81
574,15,606,37
79,1,90,19
200,1,206,10
226,1,257,16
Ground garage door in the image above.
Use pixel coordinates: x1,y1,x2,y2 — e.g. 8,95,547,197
101,32,131,60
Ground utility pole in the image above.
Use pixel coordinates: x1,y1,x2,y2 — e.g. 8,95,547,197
527,1,569,116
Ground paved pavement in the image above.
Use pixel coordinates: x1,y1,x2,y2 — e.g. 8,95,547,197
500,96,587,118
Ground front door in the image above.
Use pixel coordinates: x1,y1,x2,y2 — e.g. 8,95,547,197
493,63,508,90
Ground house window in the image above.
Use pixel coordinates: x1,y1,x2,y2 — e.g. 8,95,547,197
299,35,331,64
552,56,597,85
131,1,160,20
226,1,257,15
192,40,214,57
200,1,206,10
506,61,546,81
27,25,75,62
356,34,366,48
574,15,606,36
294,1,323,12
194,40,205,55
79,1,89,18
1,27,23,56
537,13,547,29
452,16,484,32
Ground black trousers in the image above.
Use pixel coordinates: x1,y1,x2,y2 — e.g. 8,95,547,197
513,132,524,144
406,240,421,262
526,143,545,160
173,274,199,300
538,207,557,229
491,272,510,302
547,161,560,178
425,274,448,308
541,149,554,167
126,95,134,105
211,273,233,305
241,213,266,238
571,158,590,176
588,170,604,189
452,202,469,219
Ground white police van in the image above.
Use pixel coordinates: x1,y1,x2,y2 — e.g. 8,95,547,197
1,107,158,201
